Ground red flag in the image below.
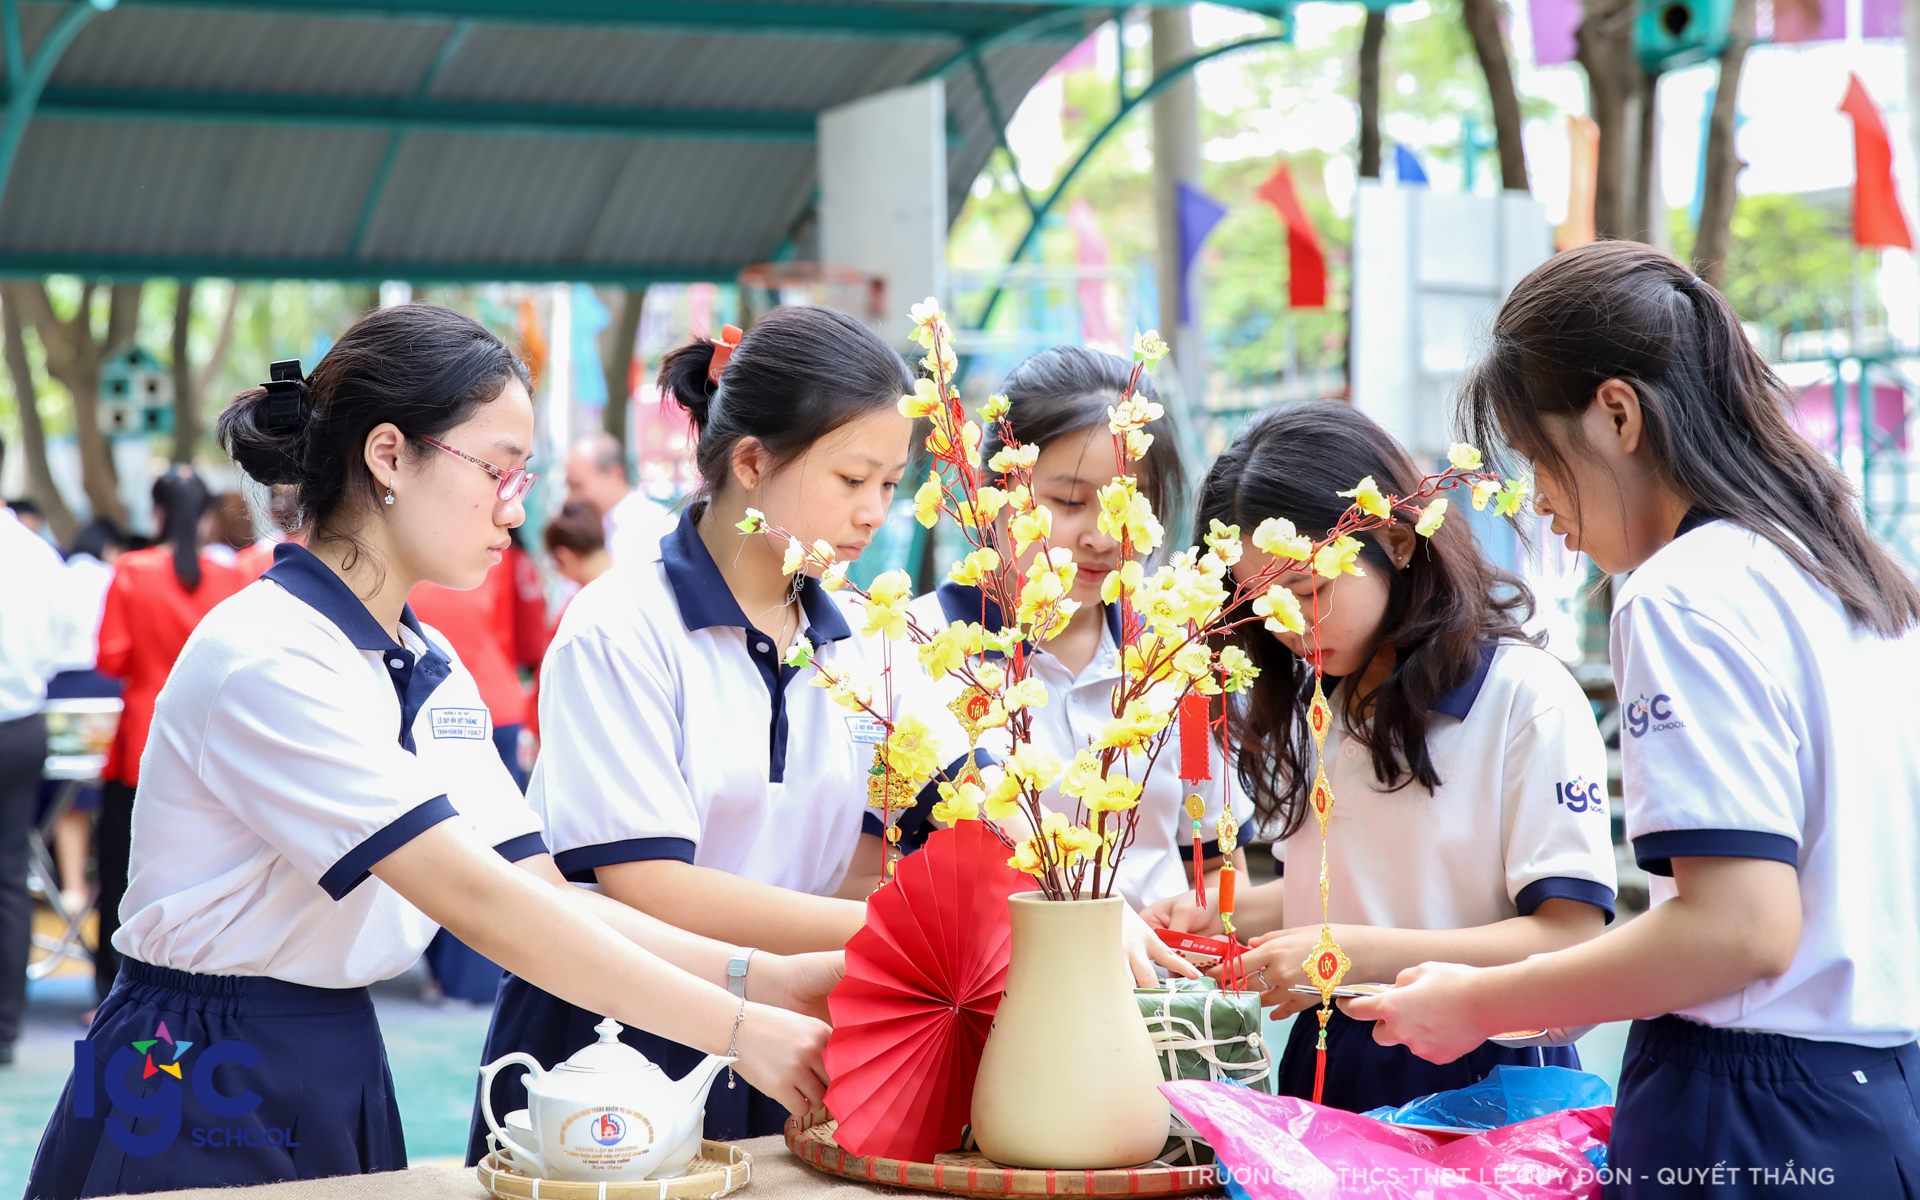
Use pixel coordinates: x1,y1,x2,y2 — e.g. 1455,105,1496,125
1256,164,1327,308
1838,73,1912,250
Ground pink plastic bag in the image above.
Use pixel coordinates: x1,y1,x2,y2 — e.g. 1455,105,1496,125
1162,1080,1613,1200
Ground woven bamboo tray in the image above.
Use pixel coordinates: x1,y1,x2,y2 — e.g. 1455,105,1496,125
477,1141,752,1200
783,1111,1220,1199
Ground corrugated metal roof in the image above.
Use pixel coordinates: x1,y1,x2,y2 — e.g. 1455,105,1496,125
0,0,1109,282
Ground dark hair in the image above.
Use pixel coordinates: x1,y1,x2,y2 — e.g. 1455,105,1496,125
657,307,910,498
217,304,531,558
987,345,1186,523
544,501,607,555
151,467,211,591
1196,402,1535,838
69,517,125,561
1461,241,1920,637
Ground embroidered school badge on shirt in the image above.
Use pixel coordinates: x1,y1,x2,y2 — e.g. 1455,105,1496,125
430,708,488,740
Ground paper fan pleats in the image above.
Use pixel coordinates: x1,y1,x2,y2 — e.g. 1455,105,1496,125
823,821,1030,1162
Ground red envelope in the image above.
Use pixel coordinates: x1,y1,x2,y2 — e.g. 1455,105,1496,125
823,821,1031,1161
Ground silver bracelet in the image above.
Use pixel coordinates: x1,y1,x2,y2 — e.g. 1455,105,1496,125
726,948,757,999
725,998,747,1090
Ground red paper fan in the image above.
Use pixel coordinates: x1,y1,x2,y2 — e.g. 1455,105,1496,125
823,820,1031,1162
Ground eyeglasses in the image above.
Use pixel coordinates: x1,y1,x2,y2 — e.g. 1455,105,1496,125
416,435,538,502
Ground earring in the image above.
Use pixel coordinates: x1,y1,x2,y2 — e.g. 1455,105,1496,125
384,483,395,506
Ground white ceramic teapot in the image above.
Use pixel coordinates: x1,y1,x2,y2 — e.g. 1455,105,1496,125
480,1017,733,1182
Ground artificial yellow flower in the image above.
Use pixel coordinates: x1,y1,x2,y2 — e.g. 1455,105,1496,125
1002,678,1049,712
1056,818,1103,861
1004,743,1063,790
917,633,965,678
921,340,958,380
1095,697,1172,752
1007,484,1035,513
1218,644,1261,692
1084,774,1144,813
947,546,1001,587
908,298,948,350
1493,478,1531,517
982,767,1023,821
1124,429,1154,460
815,673,872,712
1415,497,1448,537
898,377,942,420
1205,519,1244,565
1009,505,1052,554
927,416,983,463
1251,516,1313,563
1172,641,1213,680
1132,330,1171,364
1313,536,1366,579
1107,394,1166,435
1448,442,1484,471
913,471,943,528
987,444,1039,475
868,570,912,607
782,636,814,668
981,392,1011,421
781,538,805,576
1471,479,1502,511
957,486,1007,529
1253,584,1306,635
861,571,913,641
931,781,982,825
736,508,768,534
1059,749,1104,799
1337,475,1392,522
1100,560,1144,605
821,561,850,591
884,712,941,780
1096,477,1163,553
974,663,1006,691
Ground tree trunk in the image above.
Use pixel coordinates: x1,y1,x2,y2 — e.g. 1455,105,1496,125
1462,0,1530,192
1694,0,1757,289
172,280,197,463
1576,0,1641,239
1358,9,1386,178
16,280,143,530
1,291,78,543
602,287,646,446
1631,70,1662,244
196,283,242,411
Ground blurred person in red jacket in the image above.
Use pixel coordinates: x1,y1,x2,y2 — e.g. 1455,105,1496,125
93,467,246,1002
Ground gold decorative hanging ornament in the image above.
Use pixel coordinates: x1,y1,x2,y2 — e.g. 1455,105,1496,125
866,745,917,811
948,685,995,743
1307,677,1332,750
1309,766,1335,833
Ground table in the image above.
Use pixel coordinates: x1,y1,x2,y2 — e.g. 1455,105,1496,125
96,1137,933,1200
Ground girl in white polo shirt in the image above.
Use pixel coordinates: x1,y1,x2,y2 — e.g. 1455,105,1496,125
472,306,924,1156
1350,243,1920,1196
28,306,835,1200
898,346,1248,921
1146,400,1617,1114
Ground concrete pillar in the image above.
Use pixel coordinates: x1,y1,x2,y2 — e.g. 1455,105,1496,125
1152,6,1207,409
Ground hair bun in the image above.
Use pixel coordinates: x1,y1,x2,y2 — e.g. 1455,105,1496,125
216,385,308,486
657,339,719,427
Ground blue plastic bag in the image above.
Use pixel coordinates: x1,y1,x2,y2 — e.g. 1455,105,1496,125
1361,1065,1613,1131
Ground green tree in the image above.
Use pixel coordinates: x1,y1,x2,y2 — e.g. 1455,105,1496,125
1669,193,1874,341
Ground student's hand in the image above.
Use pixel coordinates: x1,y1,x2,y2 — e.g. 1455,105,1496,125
1342,961,1491,1065
1232,927,1322,1017
750,951,846,1023
1140,892,1225,936
1122,901,1202,986
731,1003,832,1115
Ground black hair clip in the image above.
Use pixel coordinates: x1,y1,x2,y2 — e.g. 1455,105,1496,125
262,359,309,435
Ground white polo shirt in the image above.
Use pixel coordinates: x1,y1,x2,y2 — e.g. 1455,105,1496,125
532,511,898,896
900,584,1245,910
0,506,69,721
604,490,678,564
113,544,547,989
1275,641,1617,934
1614,515,1920,1047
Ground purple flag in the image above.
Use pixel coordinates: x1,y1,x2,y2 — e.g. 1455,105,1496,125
1530,0,1580,65
1175,181,1227,326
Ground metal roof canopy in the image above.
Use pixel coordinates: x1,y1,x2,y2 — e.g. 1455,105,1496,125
0,0,1283,286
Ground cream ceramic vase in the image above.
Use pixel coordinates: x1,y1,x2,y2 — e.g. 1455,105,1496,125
969,893,1171,1168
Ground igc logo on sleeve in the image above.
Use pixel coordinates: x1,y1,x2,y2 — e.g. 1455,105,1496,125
72,1021,291,1156
1625,693,1683,738
1556,777,1606,813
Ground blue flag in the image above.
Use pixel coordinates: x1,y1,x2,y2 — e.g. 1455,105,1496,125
571,283,612,408
1175,181,1227,326
1394,144,1429,186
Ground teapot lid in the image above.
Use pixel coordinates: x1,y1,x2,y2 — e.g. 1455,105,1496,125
558,1018,664,1076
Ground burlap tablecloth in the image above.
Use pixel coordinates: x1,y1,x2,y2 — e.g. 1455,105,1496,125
97,1137,925,1200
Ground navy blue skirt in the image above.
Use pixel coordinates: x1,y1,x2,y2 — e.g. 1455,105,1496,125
27,958,405,1200
467,973,786,1166
1276,1001,1579,1114
1606,1015,1920,1199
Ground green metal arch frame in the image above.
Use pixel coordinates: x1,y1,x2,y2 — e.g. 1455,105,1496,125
970,29,1290,331
0,0,112,216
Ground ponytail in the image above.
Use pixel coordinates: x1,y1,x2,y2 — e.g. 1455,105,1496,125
151,467,210,592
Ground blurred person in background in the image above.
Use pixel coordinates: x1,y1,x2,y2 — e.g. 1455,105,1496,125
41,518,126,923
564,431,674,562
92,467,247,1005
518,501,610,765
0,438,70,1065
